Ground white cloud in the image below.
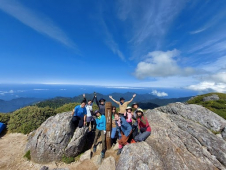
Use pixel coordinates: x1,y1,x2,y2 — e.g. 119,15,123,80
116,0,186,60
205,72,226,83
190,28,207,34
33,89,49,91
187,81,226,93
134,49,203,79
151,90,168,97
105,86,144,89
0,89,14,95
0,0,76,49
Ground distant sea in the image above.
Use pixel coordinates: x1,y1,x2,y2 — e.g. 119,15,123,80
0,84,198,101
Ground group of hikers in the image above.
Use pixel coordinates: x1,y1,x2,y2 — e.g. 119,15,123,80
72,93,151,158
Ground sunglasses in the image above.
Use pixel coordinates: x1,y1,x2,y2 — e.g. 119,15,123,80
112,109,116,110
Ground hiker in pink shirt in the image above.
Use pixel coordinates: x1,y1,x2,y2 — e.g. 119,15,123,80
124,106,133,126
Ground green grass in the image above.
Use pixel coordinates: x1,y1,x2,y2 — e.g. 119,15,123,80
24,150,31,160
61,155,75,164
74,153,83,161
7,106,56,134
187,93,226,119
0,113,11,125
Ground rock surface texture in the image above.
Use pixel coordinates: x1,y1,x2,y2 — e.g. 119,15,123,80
203,94,220,102
26,112,88,163
117,102,226,170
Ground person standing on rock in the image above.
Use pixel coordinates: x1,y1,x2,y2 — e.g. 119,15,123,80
82,94,95,131
109,94,136,116
93,110,106,158
111,106,118,146
134,108,151,142
72,101,87,129
94,95,106,115
114,112,132,155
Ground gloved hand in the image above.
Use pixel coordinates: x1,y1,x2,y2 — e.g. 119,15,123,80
103,130,106,134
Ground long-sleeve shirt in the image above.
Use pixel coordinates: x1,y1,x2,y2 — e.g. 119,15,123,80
94,97,105,115
111,97,134,113
95,115,106,131
116,116,132,138
83,97,94,117
124,112,133,123
137,116,151,132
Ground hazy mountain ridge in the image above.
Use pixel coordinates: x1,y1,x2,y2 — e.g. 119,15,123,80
0,93,192,113
0,97,43,113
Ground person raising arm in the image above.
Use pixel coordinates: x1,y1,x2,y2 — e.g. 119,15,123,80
109,94,136,115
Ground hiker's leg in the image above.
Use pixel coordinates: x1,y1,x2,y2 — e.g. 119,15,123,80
101,130,106,151
93,129,100,145
86,122,90,127
78,117,84,128
111,127,116,139
134,132,141,142
93,119,96,130
91,121,94,129
72,116,79,129
136,131,151,142
118,132,129,146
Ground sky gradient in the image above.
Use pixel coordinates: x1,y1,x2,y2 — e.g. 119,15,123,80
0,0,226,93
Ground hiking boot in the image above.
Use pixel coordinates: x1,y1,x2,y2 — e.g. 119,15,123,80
93,146,97,153
117,148,122,155
101,151,105,158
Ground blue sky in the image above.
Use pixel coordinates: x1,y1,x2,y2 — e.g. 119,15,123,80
0,0,226,93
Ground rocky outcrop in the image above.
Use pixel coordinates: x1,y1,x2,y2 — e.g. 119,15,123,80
26,112,88,163
157,102,226,132
203,94,220,102
117,103,226,170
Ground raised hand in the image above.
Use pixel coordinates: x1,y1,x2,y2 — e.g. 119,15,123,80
109,96,112,99
83,94,85,98
133,94,136,98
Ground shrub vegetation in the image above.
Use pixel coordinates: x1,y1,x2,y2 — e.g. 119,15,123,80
7,106,56,134
187,93,226,119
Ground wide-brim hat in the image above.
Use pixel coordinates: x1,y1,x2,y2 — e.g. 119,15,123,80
94,110,100,115
126,106,132,110
136,108,144,113
99,98,106,102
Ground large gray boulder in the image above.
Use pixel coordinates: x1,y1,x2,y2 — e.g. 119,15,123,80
157,102,226,132
203,94,220,102
26,112,88,163
117,103,226,170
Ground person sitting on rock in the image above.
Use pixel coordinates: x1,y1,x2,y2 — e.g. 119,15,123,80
132,102,141,121
124,106,133,126
109,94,136,116
82,94,95,131
111,106,118,146
134,109,151,142
93,110,106,158
131,102,142,138
94,95,106,115
114,113,132,155
72,101,87,129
